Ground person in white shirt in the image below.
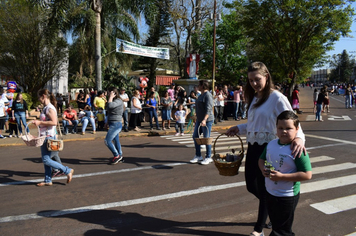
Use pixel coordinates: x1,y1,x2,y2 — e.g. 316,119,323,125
119,88,130,132
174,104,187,136
226,62,306,236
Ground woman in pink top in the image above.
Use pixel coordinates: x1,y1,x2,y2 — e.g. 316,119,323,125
233,85,242,120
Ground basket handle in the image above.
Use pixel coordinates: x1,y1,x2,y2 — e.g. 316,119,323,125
197,124,210,139
213,133,244,156
24,121,40,141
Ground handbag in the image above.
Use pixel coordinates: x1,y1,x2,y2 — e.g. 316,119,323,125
47,120,64,152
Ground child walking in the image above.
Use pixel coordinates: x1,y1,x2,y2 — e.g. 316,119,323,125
174,104,187,136
258,111,312,236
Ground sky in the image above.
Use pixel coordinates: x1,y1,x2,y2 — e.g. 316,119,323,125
324,2,356,60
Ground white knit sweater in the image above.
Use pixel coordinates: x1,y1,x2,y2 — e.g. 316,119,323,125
237,90,305,145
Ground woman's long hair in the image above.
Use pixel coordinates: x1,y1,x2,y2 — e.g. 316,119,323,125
38,89,57,107
245,61,274,110
15,92,24,104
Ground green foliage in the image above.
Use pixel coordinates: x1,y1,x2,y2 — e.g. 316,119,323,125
197,10,248,84
134,0,173,87
102,65,135,97
0,0,68,103
235,0,355,95
329,50,356,83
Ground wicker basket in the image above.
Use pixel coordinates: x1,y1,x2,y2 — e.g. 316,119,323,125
21,122,46,147
194,124,213,145
212,134,245,176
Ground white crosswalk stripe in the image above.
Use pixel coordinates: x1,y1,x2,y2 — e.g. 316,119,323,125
162,131,356,218
162,132,247,155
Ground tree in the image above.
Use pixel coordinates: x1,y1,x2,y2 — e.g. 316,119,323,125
0,0,68,103
169,0,214,78
31,0,142,91
235,0,355,98
329,50,356,83
197,8,248,84
134,0,173,88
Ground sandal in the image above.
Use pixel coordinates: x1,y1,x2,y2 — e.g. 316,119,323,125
36,182,53,187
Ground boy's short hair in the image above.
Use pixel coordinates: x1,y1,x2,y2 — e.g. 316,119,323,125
277,110,299,128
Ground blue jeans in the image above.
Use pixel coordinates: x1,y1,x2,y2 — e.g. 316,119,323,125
192,120,213,158
345,95,352,108
175,122,184,133
81,117,96,133
316,104,322,121
62,120,79,133
104,121,122,157
148,109,159,129
233,102,240,119
14,111,29,134
123,109,128,130
40,137,71,183
240,102,247,119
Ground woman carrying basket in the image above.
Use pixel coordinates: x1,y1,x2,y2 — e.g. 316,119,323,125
225,62,306,236
32,89,74,187
190,80,214,165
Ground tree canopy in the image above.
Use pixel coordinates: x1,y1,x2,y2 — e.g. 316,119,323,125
0,0,68,102
234,0,355,95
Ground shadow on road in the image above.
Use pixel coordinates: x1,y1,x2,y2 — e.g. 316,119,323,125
40,209,248,236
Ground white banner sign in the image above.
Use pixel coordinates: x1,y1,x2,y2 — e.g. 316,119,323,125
116,39,169,60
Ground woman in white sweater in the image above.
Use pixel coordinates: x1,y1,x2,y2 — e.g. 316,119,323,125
226,62,306,236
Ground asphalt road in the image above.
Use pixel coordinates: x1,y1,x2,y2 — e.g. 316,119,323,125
1,87,356,236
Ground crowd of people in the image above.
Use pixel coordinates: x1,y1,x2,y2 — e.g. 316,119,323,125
1,61,321,235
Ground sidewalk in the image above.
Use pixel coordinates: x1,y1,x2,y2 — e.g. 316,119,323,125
0,86,314,147
0,117,238,147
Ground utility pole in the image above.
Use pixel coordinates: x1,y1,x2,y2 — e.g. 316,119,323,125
212,0,217,94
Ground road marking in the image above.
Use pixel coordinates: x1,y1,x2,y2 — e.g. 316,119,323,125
301,174,356,194
345,232,356,236
305,134,356,146
0,163,187,187
306,143,347,150
309,156,334,163
306,115,322,121
310,194,356,214
328,115,351,121
2,174,356,223
0,182,246,223
312,163,356,175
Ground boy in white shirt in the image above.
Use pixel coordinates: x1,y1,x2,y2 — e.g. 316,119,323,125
258,111,312,236
174,104,187,136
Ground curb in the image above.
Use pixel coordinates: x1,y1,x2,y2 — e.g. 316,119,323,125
0,125,233,148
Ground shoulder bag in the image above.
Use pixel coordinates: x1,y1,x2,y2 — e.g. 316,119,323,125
47,120,64,152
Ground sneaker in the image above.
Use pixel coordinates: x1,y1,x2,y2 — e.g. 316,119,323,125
190,155,203,163
8,135,12,138
111,155,123,165
71,130,76,134
200,157,213,165
175,133,180,136
180,133,185,136
0,135,6,139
